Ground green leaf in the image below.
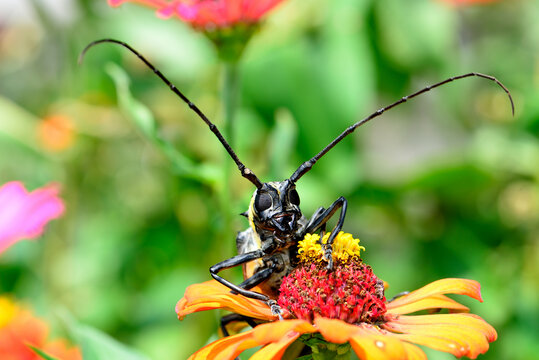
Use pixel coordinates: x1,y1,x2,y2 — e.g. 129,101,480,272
29,346,61,360
301,333,328,347
301,334,352,360
75,323,150,360
105,63,157,139
296,355,314,360
269,108,298,179
104,62,217,183
60,311,150,360
282,338,308,360
374,0,454,69
322,0,375,122
0,95,49,158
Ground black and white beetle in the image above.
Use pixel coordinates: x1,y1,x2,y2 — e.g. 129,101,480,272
81,39,514,321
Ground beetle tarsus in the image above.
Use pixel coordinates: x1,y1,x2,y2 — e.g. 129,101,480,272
267,300,283,320
388,291,410,302
323,243,334,270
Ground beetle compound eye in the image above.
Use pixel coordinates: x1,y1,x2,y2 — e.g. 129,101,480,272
255,192,272,212
289,189,300,206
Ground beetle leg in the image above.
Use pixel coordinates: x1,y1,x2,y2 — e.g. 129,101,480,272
304,196,348,270
210,250,269,301
237,267,275,290
305,206,325,231
239,264,284,320
220,313,259,337
318,222,327,245
388,291,410,302
210,251,283,319
267,299,283,320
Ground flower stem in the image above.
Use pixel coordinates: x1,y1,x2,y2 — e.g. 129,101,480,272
223,61,240,148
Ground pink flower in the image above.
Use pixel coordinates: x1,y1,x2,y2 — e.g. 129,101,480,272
108,0,284,29
0,182,65,254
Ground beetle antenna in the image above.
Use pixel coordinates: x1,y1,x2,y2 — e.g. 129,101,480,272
79,39,263,189
289,72,514,182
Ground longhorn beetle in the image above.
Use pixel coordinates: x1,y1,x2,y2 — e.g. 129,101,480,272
80,39,514,320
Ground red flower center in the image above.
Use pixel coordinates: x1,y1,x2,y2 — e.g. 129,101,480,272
277,259,387,324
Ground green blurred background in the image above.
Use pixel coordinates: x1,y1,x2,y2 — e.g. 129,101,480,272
0,0,538,359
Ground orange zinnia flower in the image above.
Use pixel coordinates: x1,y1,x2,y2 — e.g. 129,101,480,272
176,232,496,359
0,297,81,360
38,114,75,152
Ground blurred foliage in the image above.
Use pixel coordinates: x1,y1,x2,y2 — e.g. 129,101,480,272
1,0,538,359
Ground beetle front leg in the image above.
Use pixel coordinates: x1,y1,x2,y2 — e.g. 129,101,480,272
237,263,284,319
209,251,283,319
237,266,275,290
210,250,268,301
304,196,348,270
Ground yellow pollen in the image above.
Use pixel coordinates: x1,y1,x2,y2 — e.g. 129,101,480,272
0,297,18,328
298,231,365,264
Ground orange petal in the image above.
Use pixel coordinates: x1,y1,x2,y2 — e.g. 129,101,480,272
249,331,302,360
176,280,275,320
349,325,407,360
401,341,427,360
250,320,313,360
391,332,468,358
42,339,82,360
388,294,469,315
314,318,410,360
314,317,359,344
188,331,257,360
252,320,315,343
388,278,482,311
384,314,496,359
188,320,313,360
387,313,497,342
393,325,487,358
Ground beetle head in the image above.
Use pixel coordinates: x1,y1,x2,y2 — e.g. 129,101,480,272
249,180,302,241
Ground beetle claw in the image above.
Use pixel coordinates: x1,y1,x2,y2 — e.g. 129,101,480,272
323,244,334,270
267,300,283,321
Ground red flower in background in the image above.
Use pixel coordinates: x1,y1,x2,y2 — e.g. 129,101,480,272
0,182,64,254
438,0,500,6
0,297,81,360
108,0,284,28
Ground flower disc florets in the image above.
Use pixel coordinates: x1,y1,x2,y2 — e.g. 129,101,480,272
278,232,386,325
